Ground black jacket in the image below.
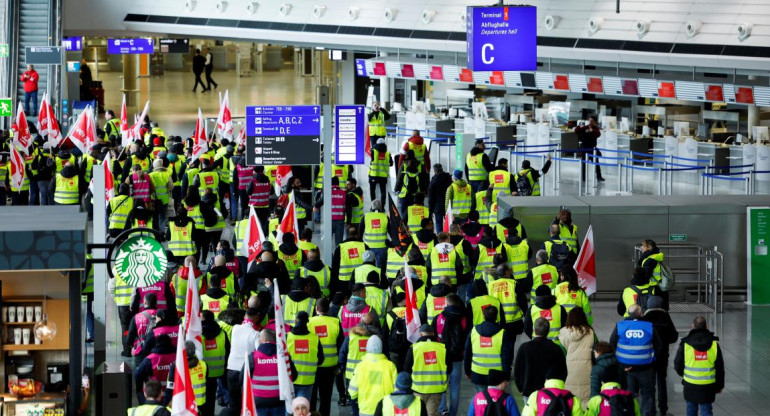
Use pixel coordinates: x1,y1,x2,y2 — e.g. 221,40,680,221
427,171,453,215
590,352,627,397
464,321,514,386
192,54,206,74
523,295,567,339
419,283,453,324
497,217,528,240
134,341,175,404
513,336,567,397
674,328,724,404
464,147,495,181
637,248,662,280
642,307,679,362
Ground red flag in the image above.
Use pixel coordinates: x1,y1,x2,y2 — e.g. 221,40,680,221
192,108,208,159
120,94,130,147
235,126,246,148
241,206,266,264
36,93,62,147
12,102,31,151
276,192,299,244
9,146,26,191
170,325,198,416
37,92,50,136
573,225,596,295
364,117,372,160
89,152,115,205
443,200,455,232
275,166,293,195
404,256,422,343
216,90,234,140
241,355,257,416
84,107,97,153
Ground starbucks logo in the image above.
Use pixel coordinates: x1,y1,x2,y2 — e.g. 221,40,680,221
115,236,167,287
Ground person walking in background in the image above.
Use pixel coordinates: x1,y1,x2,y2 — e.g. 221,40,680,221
559,307,596,404
428,164,452,232
514,317,567,402
20,64,39,116
674,316,724,416
204,47,218,91
465,139,494,194
192,49,206,92
574,115,605,181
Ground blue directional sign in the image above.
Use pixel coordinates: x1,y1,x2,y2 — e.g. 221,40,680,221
466,6,536,71
245,105,321,166
107,38,154,54
335,105,365,165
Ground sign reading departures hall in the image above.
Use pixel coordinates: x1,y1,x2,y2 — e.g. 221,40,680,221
466,5,537,71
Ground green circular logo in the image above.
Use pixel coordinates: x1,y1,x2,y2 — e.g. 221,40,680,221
115,236,168,287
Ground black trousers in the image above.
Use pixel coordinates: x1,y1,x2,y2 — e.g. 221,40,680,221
580,148,603,180
227,369,242,415
205,66,217,89
117,306,133,354
202,377,218,416
193,72,206,91
311,366,336,415
655,359,669,414
369,176,388,206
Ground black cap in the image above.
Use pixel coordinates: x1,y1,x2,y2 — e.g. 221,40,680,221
487,369,507,385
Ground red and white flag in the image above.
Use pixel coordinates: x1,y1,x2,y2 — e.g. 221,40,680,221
276,192,299,244
404,256,422,343
89,152,115,205
443,201,455,232
274,166,293,195
37,93,62,147
133,100,150,140
241,355,257,416
120,94,130,147
84,107,98,153
192,108,208,159
235,126,246,148
170,325,198,416
216,90,234,140
37,92,50,136
183,266,203,359
9,146,26,191
573,225,596,296
273,283,295,413
64,107,90,153
12,102,31,151
241,206,266,265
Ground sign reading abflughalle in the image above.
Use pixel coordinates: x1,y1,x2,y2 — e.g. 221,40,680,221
115,236,167,287
466,5,536,71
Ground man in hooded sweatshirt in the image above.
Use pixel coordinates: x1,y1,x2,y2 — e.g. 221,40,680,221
200,310,230,416
350,335,398,416
465,139,495,194
296,248,330,298
398,130,430,174
53,162,81,205
524,285,568,346
426,233,464,289
368,137,393,206
375,372,428,416
445,170,472,224
135,334,176,404
428,164,453,232
420,275,454,325
674,316,724,416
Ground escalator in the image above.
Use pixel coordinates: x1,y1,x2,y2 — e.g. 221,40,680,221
11,0,51,116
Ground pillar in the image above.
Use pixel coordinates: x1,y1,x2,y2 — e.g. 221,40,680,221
748,104,759,136
122,54,137,107
379,52,390,107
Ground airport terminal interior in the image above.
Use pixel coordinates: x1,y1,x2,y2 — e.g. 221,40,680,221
1,0,770,415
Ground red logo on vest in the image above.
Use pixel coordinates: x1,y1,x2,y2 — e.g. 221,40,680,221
539,309,553,321
486,247,496,257
480,336,493,348
138,220,147,227
314,325,328,338
205,339,218,350
438,253,449,263
418,241,428,250
694,351,709,361
394,406,409,416
204,176,214,186
423,351,437,365
433,296,447,311
335,169,343,177
542,272,553,285
220,280,228,289
503,229,509,238
348,248,360,259
358,339,368,352
494,175,504,184
208,300,221,313
372,219,381,229
294,339,309,354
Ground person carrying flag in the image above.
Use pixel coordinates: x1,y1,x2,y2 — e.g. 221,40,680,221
242,328,297,416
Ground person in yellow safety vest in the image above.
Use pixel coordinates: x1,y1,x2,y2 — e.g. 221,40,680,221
527,250,560,303
345,178,365,226
474,191,490,225
181,158,201,199
368,101,391,142
360,200,389,265
107,184,134,236
54,148,78,175
444,170,472,222
278,232,305,278
554,267,593,325
111,266,135,357
283,278,316,328
403,325,448,415
287,311,324,400
368,137,393,205
122,146,151,178
263,165,277,187
364,272,390,327
426,233,463,287
308,298,345,416
407,193,430,233
340,315,375,384
495,214,528,242
332,225,369,294
374,372,427,416
149,159,174,231
128,380,171,416
172,257,205,318
468,280,504,326
395,267,427,310
349,335,398,416
487,159,516,204
465,139,495,194
487,264,526,341
674,316,724,416
200,310,230,413
398,130,430,174
412,218,437,261
465,305,514,390
103,109,121,143
296,248,332,298
447,224,474,280
297,228,318,259
53,162,81,205
501,227,531,282
521,378,582,416
617,267,660,318
166,341,208,409
476,252,507,286
353,250,381,285
151,137,167,159
553,209,579,254
80,148,101,184
313,158,352,190
126,201,155,230
200,274,231,320
165,209,200,263
638,239,668,309
524,285,567,346
395,159,422,219
585,375,641,416
515,155,552,197
420,275,453,325
194,158,221,198
474,226,508,281
541,224,572,269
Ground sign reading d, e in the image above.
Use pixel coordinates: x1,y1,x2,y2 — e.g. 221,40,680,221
466,5,537,72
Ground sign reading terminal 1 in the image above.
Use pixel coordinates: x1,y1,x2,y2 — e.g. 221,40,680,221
466,5,536,72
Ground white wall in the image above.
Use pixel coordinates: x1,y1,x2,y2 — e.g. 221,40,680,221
63,0,130,34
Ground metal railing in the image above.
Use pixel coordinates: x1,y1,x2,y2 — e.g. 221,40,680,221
633,244,724,313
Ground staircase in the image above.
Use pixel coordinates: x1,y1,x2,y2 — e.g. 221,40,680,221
15,0,50,113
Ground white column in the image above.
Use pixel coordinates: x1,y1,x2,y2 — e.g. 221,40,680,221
379,52,390,107
748,105,759,135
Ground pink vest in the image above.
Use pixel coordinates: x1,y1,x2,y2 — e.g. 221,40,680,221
225,259,241,277
535,388,574,416
340,304,371,337
462,222,484,248
598,388,632,416
237,166,255,190
153,325,179,349
132,173,151,203
131,309,158,355
251,349,280,399
137,282,167,311
331,187,346,221
472,389,506,416
147,352,175,387
249,181,271,207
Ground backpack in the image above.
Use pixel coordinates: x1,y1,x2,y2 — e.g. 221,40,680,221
658,262,675,292
440,314,465,361
541,389,573,416
630,286,651,313
404,173,419,195
515,172,533,196
548,241,574,269
481,390,509,416
599,392,636,416
387,311,409,354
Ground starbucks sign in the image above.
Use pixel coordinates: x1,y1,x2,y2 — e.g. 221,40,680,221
115,236,168,287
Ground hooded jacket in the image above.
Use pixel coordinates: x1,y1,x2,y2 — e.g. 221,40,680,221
637,247,662,279
674,328,724,404
463,321,514,385
435,304,471,362
590,352,626,397
444,178,470,217
374,391,428,416
278,242,305,264
498,217,528,240
243,342,298,408
398,135,430,170
135,337,175,404
369,143,394,173
201,319,231,360
523,295,567,338
428,170,453,216
425,242,466,288
290,321,324,368
464,147,494,181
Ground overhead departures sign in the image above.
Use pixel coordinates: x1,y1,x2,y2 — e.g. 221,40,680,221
335,106,365,165
466,5,536,71
245,106,321,166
